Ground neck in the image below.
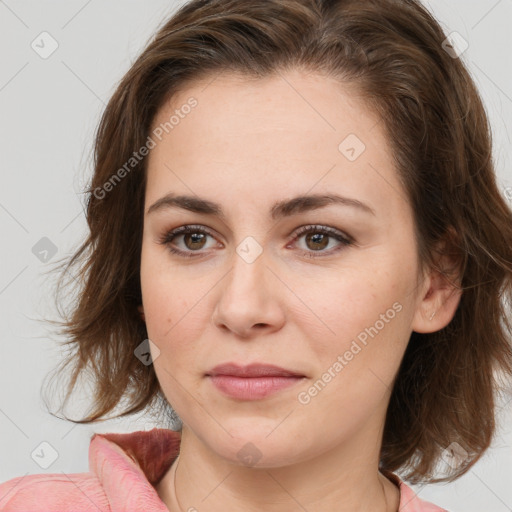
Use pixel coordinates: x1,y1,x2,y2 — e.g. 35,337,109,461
156,426,400,512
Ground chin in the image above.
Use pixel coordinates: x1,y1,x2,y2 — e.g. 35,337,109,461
203,419,304,468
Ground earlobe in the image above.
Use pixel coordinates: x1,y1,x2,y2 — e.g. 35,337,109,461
411,232,463,334
138,305,146,322
411,283,461,334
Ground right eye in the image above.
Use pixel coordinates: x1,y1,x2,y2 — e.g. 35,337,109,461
157,224,221,257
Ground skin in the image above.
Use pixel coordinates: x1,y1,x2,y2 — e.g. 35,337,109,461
139,69,461,512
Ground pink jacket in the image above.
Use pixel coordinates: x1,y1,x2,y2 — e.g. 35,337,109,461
0,428,448,511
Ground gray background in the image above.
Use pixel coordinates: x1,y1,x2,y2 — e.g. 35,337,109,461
0,1,511,510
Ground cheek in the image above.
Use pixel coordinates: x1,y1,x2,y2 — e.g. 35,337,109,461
144,287,202,351
141,276,213,381
141,246,192,333
295,279,409,423
295,260,411,363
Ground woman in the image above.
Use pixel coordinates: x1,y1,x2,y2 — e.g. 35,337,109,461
1,0,511,510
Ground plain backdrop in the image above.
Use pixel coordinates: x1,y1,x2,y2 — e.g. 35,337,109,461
0,1,511,511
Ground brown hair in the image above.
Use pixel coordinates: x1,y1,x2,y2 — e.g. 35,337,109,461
42,0,512,484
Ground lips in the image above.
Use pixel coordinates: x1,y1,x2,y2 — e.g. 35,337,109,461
206,362,305,378
206,362,306,400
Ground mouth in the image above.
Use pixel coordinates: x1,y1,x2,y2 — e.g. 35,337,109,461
205,362,306,400
206,362,305,378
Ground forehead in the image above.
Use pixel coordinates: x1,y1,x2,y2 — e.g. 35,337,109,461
145,70,407,218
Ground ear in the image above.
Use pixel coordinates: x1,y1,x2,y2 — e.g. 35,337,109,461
411,230,463,334
138,305,145,322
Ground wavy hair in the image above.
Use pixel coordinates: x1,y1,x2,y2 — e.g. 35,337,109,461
41,0,512,484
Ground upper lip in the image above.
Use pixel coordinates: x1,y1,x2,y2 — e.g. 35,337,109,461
206,363,305,378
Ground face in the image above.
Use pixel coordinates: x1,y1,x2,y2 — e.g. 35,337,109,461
140,69,429,468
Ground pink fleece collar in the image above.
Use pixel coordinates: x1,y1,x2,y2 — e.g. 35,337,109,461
381,469,448,511
88,428,446,512
89,428,180,511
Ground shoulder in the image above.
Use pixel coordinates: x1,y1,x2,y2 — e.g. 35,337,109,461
399,480,450,512
382,470,450,512
0,472,110,511
0,428,179,512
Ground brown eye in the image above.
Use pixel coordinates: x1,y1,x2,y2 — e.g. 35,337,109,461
305,232,329,251
292,225,353,258
183,232,207,250
158,225,219,258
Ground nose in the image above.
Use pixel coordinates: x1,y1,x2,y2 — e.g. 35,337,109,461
211,245,286,338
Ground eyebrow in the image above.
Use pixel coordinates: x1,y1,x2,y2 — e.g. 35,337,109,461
146,192,376,220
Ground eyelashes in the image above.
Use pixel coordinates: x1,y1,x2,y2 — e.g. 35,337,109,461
157,224,354,259
288,224,353,259
158,225,217,258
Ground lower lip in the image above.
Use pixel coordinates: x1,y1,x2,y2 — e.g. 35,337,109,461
208,375,304,400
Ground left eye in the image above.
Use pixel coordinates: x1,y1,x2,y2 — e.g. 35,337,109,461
158,224,353,258
290,224,353,256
